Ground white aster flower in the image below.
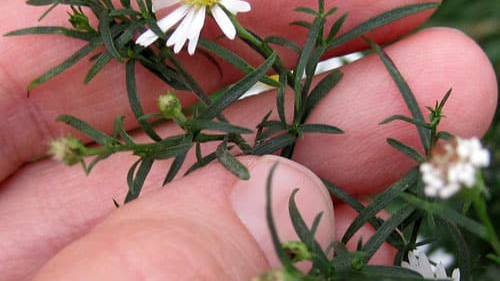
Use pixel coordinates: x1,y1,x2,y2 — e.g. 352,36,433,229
420,137,490,199
402,250,460,281
136,0,251,55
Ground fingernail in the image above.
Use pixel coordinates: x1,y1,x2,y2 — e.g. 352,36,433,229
230,155,334,268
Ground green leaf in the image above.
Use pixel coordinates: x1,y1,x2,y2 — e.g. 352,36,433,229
184,151,217,175
188,119,253,134
112,116,135,145
265,163,299,272
294,6,318,16
438,219,472,281
342,168,419,243
400,193,489,240
304,70,343,119
125,157,154,203
4,26,94,41
28,40,101,91
150,142,192,160
369,40,431,153
201,52,277,120
57,114,115,146
83,152,112,175
163,150,188,185
329,2,440,48
379,114,431,128
326,13,348,43
288,189,330,274
27,0,89,6
97,11,122,61
294,17,324,101
125,60,162,141
216,143,249,180
290,21,312,29
276,72,288,125
301,123,343,134
199,39,280,87
362,205,414,262
253,133,296,155
386,138,425,163
264,36,302,54
84,51,113,83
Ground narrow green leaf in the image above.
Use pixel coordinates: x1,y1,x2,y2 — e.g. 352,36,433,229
342,168,419,243
198,39,280,87
294,17,324,98
301,123,343,134
387,138,425,163
83,152,112,175
265,36,301,53
369,40,431,153
253,133,296,155
265,163,298,272
277,73,287,125
4,26,94,41
150,143,192,160
126,159,141,193
437,131,453,140
184,151,217,175
304,70,343,119
400,193,489,240
112,116,134,145
294,6,317,15
27,0,89,6
188,119,253,134
288,189,330,273
201,52,277,120
28,40,100,91
438,219,472,281
379,114,431,128
84,51,113,83
163,150,188,185
326,13,348,43
216,143,249,180
57,114,115,146
291,21,312,29
125,157,154,203
329,2,439,48
98,11,122,61
362,205,414,262
125,60,162,141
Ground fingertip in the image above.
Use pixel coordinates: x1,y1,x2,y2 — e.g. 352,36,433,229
231,155,335,269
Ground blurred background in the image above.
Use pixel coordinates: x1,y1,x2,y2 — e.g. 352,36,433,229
427,0,500,279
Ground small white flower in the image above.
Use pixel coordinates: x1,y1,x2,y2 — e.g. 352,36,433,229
136,0,251,55
420,137,490,199
402,250,460,281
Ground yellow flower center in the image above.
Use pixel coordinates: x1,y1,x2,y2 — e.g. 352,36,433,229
182,0,219,9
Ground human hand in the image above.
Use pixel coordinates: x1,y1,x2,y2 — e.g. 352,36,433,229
0,0,497,280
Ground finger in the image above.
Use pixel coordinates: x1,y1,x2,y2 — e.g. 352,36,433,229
0,27,495,278
225,27,497,196
30,155,335,280
0,0,440,179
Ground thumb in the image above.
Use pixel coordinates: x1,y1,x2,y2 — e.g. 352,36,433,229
33,155,335,281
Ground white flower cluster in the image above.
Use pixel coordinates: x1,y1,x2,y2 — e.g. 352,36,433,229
420,137,490,199
402,250,460,281
136,0,251,55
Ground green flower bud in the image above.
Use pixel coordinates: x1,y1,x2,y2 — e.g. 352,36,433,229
48,135,86,166
158,92,187,124
282,241,312,263
250,269,294,281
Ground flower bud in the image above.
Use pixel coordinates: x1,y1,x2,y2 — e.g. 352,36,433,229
48,135,86,166
158,92,187,124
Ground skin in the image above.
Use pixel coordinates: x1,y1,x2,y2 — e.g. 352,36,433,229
0,0,497,280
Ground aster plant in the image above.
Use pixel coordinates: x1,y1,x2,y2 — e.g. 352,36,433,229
5,0,500,280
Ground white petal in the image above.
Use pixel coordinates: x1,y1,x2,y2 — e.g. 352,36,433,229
212,5,236,39
187,6,206,39
219,0,251,14
451,268,460,281
187,30,200,55
168,8,196,52
152,0,178,12
417,252,434,278
435,262,447,278
136,5,190,47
